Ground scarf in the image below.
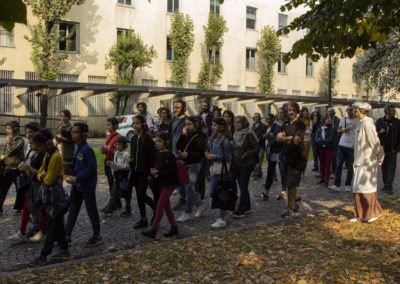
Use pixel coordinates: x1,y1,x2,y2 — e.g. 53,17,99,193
233,127,250,147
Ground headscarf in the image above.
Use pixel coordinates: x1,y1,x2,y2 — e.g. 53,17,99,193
352,101,372,111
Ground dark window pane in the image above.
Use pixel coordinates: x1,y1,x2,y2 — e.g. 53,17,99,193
167,0,173,12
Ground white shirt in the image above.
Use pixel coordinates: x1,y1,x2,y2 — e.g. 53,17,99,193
338,117,359,148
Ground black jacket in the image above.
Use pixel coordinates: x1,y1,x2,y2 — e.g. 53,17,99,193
130,133,155,174
199,111,213,136
252,122,268,149
376,117,400,152
316,125,336,149
266,123,283,154
155,151,179,187
176,131,206,165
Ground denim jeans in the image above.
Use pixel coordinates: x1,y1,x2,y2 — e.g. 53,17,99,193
334,145,354,187
236,164,255,212
184,162,202,214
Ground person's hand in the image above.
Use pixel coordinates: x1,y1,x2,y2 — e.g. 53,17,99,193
100,145,108,154
0,154,5,161
40,171,46,179
179,151,188,159
18,162,27,171
66,176,77,184
204,151,213,160
293,135,302,145
150,168,158,176
182,127,188,135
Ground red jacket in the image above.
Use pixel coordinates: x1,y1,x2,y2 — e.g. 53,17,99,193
104,132,120,161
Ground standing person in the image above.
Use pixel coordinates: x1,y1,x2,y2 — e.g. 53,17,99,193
129,115,157,229
142,132,179,239
223,110,235,137
251,113,268,179
205,118,233,228
329,105,359,192
171,100,187,210
375,104,400,195
0,120,25,215
327,108,340,175
310,111,322,172
300,108,312,169
156,107,172,135
231,116,260,218
351,102,384,223
316,114,336,187
100,117,121,212
213,107,222,118
199,101,213,137
136,102,156,134
9,122,46,242
29,129,69,266
65,122,102,247
55,109,74,176
277,102,306,218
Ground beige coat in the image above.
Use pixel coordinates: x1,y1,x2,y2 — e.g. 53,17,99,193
352,116,384,193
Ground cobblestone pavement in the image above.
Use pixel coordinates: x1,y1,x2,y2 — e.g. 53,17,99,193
0,157,399,273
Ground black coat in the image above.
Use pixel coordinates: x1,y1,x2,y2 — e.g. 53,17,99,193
130,133,155,174
376,117,400,152
176,131,206,165
252,122,268,148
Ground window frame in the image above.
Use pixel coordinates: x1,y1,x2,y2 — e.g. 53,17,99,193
278,13,288,30
210,0,220,15
245,48,257,70
306,57,314,76
167,0,179,13
246,6,257,30
58,21,80,53
166,36,174,61
278,53,287,74
117,0,133,6
0,25,14,47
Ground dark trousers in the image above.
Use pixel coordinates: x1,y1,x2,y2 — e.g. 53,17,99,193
264,160,286,191
236,164,255,212
109,172,131,209
196,159,209,199
334,145,354,187
41,211,68,257
65,187,100,238
381,150,398,191
104,164,114,195
319,148,334,183
331,142,339,172
133,173,157,218
0,168,24,210
311,141,319,169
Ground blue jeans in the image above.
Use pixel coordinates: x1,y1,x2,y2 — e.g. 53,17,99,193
236,164,255,212
209,174,227,219
334,145,354,187
184,163,202,214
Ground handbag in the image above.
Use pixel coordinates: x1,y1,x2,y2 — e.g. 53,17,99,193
211,139,237,211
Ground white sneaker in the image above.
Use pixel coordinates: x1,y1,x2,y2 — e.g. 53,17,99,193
344,186,352,192
194,203,207,218
328,185,341,192
8,231,25,241
211,218,226,228
28,231,45,243
367,216,379,223
177,212,192,223
349,218,359,223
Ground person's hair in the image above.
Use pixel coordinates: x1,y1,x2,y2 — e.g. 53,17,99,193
235,115,250,128
311,110,321,122
5,120,20,134
115,135,128,146
352,101,372,113
266,114,275,121
73,122,89,134
155,131,171,149
107,117,119,130
186,116,202,132
25,122,40,132
174,100,186,111
202,101,210,108
60,109,72,120
287,102,300,113
300,107,309,118
384,104,395,112
132,115,148,133
136,102,147,109
327,107,335,114
212,117,232,141
222,110,235,123
213,107,222,117
31,128,53,144
157,107,171,120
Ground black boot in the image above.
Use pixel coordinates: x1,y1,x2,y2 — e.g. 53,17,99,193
133,217,148,229
163,225,178,238
120,199,132,217
141,228,157,239
116,199,122,209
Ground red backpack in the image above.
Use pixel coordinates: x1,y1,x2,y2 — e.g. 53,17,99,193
176,159,189,185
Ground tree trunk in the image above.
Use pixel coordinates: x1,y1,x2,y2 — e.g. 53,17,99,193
115,93,121,116
121,95,129,114
39,89,49,128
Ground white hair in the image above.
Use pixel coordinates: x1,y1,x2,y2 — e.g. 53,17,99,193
352,101,372,111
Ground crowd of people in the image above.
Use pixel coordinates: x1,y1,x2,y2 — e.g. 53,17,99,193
0,100,398,266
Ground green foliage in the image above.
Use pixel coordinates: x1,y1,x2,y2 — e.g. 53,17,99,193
0,58,6,66
170,13,194,87
0,0,27,31
257,26,281,94
279,0,400,62
318,57,339,97
197,13,228,89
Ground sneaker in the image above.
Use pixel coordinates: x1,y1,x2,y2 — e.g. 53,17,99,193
194,203,207,218
12,209,22,216
84,236,103,248
173,200,184,211
30,256,47,267
51,250,71,261
231,211,245,218
367,216,379,223
344,186,352,192
211,218,226,228
276,191,286,200
28,231,45,243
349,217,359,223
8,231,25,241
257,192,269,201
328,185,341,192
281,208,294,218
177,212,192,223
133,217,148,229
163,226,179,238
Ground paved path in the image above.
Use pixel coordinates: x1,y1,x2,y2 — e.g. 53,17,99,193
0,159,399,273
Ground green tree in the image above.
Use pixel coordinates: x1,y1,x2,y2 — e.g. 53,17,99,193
24,0,85,127
279,0,400,62
197,13,228,89
170,12,194,87
0,0,26,31
105,31,157,115
318,57,339,97
257,26,281,93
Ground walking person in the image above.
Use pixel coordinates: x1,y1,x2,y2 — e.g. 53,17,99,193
277,102,306,218
137,102,156,135
204,118,233,228
329,105,359,192
141,132,179,239
316,114,336,187
375,104,400,195
65,122,102,247
310,111,322,172
0,120,25,215
252,113,268,179
55,109,74,176
29,129,70,266
129,115,157,229
351,102,384,223
231,116,260,218
199,101,213,137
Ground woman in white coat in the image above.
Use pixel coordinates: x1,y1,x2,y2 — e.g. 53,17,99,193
351,102,385,223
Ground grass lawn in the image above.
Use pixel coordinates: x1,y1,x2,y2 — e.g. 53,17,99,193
94,149,105,176
2,197,399,283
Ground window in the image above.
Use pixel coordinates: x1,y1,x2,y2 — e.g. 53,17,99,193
59,22,79,52
54,73,79,115
117,28,133,41
25,72,41,114
142,79,158,86
306,57,314,76
166,80,177,87
246,48,256,70
306,91,315,97
210,0,220,15
228,85,239,91
278,53,287,74
167,0,179,13
246,6,257,29
277,89,287,95
166,36,174,61
292,90,301,96
245,86,256,93
188,82,198,89
0,70,14,114
87,76,109,116
208,48,220,65
0,25,14,47
278,13,288,30
118,0,132,6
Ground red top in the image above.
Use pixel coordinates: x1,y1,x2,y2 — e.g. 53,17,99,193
104,132,121,161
